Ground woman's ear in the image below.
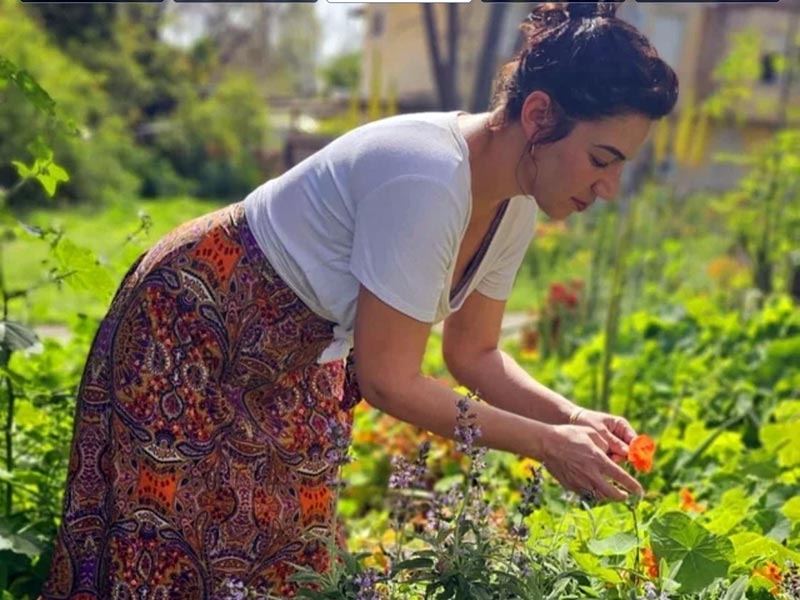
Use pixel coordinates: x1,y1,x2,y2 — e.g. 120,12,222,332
520,90,552,140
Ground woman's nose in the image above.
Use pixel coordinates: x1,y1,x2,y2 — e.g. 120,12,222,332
593,166,623,202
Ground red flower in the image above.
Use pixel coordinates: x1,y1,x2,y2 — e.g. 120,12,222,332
548,283,579,309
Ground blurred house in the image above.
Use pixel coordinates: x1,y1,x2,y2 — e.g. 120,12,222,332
359,2,800,193
359,4,528,112
622,2,800,193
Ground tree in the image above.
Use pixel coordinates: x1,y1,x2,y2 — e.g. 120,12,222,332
24,4,118,46
470,4,510,113
176,4,319,97
421,4,525,112
421,5,460,110
320,51,361,96
274,4,321,95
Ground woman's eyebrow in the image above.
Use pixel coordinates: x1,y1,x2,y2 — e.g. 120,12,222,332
593,144,627,161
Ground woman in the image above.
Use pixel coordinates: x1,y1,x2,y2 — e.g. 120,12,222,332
42,2,678,598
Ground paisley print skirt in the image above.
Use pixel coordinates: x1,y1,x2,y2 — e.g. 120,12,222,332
41,202,360,599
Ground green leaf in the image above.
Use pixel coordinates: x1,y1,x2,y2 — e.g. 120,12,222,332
758,338,800,384
571,551,622,584
0,366,28,389
17,221,45,238
14,401,47,430
36,161,70,197
393,557,434,571
12,69,56,115
468,585,492,600
730,532,770,564
721,576,749,600
11,161,32,179
650,511,733,593
27,136,53,162
0,56,15,80
705,488,754,536
761,420,800,467
782,496,800,524
752,509,791,543
730,532,800,566
586,532,638,556
0,321,41,353
0,522,42,558
52,239,115,301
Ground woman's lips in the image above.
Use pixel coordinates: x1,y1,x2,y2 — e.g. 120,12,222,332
572,197,588,212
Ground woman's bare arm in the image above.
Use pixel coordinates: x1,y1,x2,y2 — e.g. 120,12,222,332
443,290,577,425
353,285,642,500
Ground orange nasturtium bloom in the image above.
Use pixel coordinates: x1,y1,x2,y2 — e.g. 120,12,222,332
641,547,659,578
753,562,783,596
679,487,706,513
628,434,656,473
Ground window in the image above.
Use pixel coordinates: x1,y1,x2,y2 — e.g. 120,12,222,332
760,52,777,85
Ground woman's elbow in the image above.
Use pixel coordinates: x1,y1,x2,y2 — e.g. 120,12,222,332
355,366,414,411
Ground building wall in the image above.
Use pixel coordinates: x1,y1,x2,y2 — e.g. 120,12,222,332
620,3,799,192
720,5,800,126
360,3,526,110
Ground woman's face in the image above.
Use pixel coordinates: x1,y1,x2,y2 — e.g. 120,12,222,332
522,113,653,220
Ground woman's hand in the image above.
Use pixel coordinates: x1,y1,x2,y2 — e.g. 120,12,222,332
571,408,637,463
540,424,643,502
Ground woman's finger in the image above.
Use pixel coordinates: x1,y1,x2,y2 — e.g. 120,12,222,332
604,433,629,458
608,452,625,464
601,457,644,496
592,477,628,502
587,429,610,453
611,417,637,444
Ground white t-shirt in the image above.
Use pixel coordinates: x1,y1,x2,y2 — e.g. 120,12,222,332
244,111,538,363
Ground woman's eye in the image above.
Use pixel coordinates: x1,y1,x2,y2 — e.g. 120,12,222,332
590,156,609,168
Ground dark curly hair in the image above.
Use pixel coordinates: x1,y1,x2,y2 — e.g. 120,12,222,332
491,1,679,145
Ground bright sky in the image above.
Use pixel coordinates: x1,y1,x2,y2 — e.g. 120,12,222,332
315,3,365,61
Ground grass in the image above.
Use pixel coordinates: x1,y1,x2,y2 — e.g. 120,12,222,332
7,196,225,324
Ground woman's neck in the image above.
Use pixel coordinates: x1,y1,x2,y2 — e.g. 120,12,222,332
458,110,529,218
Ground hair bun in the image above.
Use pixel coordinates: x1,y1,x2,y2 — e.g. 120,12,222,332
565,2,618,20
526,2,617,29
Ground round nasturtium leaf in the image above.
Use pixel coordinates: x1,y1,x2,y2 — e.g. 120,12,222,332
650,511,733,594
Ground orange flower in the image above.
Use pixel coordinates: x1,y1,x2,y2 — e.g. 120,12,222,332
753,562,782,596
628,435,656,473
707,255,747,285
679,487,706,513
641,547,659,578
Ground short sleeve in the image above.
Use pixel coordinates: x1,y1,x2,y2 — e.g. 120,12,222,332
475,207,536,301
349,175,464,322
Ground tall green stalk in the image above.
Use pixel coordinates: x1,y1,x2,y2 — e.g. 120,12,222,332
0,231,13,518
599,199,639,413
754,151,782,295
631,187,654,311
586,209,612,410
585,208,612,330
